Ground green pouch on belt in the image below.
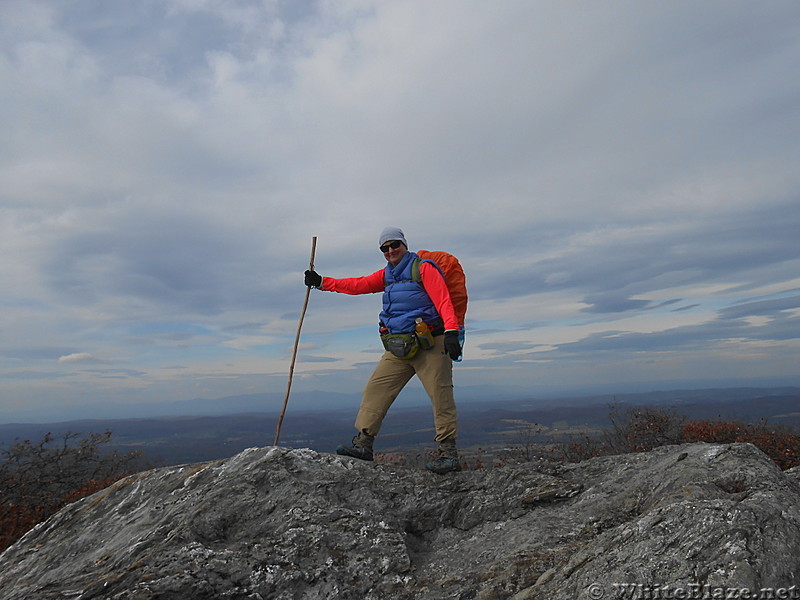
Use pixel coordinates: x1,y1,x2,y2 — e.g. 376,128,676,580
380,332,419,359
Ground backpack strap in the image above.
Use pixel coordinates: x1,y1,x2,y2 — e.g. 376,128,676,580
413,258,443,283
385,257,443,287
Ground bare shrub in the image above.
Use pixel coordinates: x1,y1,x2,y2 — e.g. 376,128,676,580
498,422,545,464
550,404,800,471
604,405,686,453
0,431,144,551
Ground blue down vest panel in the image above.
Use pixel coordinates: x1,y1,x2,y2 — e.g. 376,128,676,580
380,252,441,334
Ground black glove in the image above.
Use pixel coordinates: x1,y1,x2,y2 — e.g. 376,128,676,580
444,330,462,361
304,270,322,288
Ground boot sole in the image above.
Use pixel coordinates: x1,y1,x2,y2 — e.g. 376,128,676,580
425,461,462,474
335,445,374,461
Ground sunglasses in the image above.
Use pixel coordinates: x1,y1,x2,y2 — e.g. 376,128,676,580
380,241,404,253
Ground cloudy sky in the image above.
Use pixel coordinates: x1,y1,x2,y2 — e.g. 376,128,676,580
2,0,800,422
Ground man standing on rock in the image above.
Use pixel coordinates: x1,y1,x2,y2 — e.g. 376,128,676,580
304,226,463,474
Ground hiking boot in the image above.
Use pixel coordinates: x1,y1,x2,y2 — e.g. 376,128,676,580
336,431,374,462
425,456,462,474
425,438,461,474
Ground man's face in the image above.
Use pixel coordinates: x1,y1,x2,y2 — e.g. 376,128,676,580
380,240,407,266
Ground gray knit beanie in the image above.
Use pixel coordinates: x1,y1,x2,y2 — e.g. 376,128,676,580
379,226,407,247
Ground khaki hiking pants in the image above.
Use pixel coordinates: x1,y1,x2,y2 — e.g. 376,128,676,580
355,334,457,443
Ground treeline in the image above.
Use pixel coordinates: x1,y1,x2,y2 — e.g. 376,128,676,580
380,406,800,471
4,409,800,553
556,405,800,470
0,431,145,552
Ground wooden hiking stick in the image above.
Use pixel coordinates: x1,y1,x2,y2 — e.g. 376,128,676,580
274,236,317,446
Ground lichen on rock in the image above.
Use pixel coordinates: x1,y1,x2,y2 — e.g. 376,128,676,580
1,442,799,599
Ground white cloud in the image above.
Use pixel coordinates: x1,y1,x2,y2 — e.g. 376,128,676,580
57,352,98,365
1,0,800,420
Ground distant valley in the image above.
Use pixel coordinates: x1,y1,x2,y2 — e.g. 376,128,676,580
1,386,798,467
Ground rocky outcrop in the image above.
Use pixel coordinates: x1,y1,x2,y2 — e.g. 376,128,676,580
1,442,799,599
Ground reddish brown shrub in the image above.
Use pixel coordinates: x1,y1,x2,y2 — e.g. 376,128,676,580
683,419,800,470
0,431,143,552
552,405,800,470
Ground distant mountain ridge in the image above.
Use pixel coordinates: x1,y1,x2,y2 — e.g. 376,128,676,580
1,387,798,466
5,383,799,424
0,384,535,423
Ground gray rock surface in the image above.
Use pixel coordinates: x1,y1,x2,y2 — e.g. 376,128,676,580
1,442,799,599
